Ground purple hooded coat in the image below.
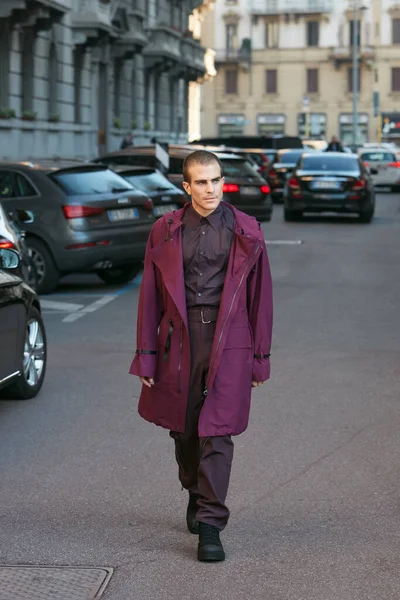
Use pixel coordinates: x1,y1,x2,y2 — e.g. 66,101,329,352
129,202,273,437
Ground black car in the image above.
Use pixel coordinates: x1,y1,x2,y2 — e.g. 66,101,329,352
0,161,155,293
284,152,375,223
0,248,47,399
0,202,38,289
111,166,187,218
267,148,307,203
189,135,303,150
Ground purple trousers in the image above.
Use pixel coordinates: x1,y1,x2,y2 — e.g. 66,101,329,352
170,306,234,531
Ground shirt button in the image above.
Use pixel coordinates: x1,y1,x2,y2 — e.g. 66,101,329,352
202,231,206,235
200,251,205,255
199,273,203,277
198,293,202,297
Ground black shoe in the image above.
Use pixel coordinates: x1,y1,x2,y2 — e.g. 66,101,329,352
197,522,225,562
186,493,200,534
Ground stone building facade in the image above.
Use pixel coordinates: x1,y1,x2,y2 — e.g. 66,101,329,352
201,0,400,145
0,0,214,160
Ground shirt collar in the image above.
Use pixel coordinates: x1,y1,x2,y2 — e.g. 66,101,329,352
185,203,223,230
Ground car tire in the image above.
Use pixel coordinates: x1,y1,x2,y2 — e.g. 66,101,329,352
97,264,142,285
3,307,47,400
26,237,59,294
284,208,302,222
359,206,374,224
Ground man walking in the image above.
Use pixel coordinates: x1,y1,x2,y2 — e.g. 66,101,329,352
129,150,273,562
325,135,345,152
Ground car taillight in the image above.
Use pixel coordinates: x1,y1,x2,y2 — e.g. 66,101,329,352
143,198,153,211
363,162,370,167
352,179,366,190
62,205,104,219
260,185,271,194
223,183,239,193
0,238,15,249
288,177,300,189
388,161,400,168
268,169,277,178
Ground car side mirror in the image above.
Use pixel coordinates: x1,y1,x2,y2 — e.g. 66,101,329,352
0,248,20,269
17,209,35,224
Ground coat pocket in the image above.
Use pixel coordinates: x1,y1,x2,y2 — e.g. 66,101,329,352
224,323,252,350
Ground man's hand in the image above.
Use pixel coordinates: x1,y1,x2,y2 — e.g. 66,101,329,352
139,376,154,388
251,381,266,388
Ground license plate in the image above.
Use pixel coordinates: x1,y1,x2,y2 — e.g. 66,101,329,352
153,204,178,216
312,180,341,190
240,186,260,196
160,195,171,202
108,208,139,221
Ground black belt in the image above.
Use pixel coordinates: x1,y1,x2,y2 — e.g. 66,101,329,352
187,306,219,323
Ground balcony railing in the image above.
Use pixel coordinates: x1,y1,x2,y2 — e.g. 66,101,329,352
330,44,376,63
214,48,251,65
250,0,333,15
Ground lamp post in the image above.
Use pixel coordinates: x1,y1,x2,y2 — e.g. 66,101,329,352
352,1,359,148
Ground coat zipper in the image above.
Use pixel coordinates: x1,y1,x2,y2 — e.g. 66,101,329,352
204,242,262,395
177,321,183,392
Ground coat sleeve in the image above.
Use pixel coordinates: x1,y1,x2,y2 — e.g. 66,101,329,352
129,227,163,378
247,240,273,383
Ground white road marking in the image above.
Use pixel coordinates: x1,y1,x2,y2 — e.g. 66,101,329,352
266,240,303,245
62,295,117,322
40,300,85,312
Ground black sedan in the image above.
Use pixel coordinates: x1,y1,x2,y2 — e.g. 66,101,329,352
0,248,47,399
111,166,187,218
284,153,375,223
267,148,306,203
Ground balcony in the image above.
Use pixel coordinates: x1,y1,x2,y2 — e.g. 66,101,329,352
142,25,182,71
111,8,148,58
71,0,116,45
249,0,333,15
330,45,376,66
214,48,251,67
175,34,207,80
0,0,69,26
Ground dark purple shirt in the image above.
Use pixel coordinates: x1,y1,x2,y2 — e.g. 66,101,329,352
182,203,235,308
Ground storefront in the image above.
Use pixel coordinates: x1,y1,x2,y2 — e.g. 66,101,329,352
381,112,400,140
297,113,327,139
339,113,369,145
217,114,246,137
257,114,285,136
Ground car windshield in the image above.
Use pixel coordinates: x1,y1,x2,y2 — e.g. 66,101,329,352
121,170,176,192
278,151,304,164
301,156,360,172
360,151,395,162
50,168,134,195
221,159,259,178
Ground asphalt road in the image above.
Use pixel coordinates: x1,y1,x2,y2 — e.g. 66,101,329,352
1,194,400,600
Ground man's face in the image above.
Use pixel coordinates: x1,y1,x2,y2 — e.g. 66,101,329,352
182,161,224,217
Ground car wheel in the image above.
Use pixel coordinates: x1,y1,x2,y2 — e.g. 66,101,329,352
359,206,374,224
4,307,47,400
96,264,142,285
26,237,59,294
284,208,302,222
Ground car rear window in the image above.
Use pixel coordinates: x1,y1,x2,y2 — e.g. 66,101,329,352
360,151,395,162
121,171,176,193
220,159,259,178
301,155,360,172
50,168,134,195
278,151,304,164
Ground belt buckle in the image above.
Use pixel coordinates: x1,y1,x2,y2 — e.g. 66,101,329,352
201,308,211,324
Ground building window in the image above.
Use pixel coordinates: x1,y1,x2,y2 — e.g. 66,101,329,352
348,67,361,93
218,114,245,136
48,43,58,119
266,69,277,94
73,47,84,123
0,20,10,109
307,68,319,93
349,19,361,47
392,68,400,91
226,23,237,54
225,69,237,94
307,21,319,47
297,113,327,139
264,22,269,48
393,19,400,44
21,28,35,112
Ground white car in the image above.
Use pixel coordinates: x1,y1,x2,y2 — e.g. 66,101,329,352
358,148,400,191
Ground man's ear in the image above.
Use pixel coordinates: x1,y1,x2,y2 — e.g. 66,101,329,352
182,180,191,195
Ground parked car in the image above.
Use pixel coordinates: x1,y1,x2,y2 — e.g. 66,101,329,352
0,161,155,293
0,247,47,399
284,152,375,223
267,148,308,202
189,135,304,150
225,148,276,180
358,148,400,191
110,166,187,217
0,202,38,289
96,146,273,221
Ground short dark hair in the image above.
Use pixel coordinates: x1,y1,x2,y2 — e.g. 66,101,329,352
182,150,223,183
